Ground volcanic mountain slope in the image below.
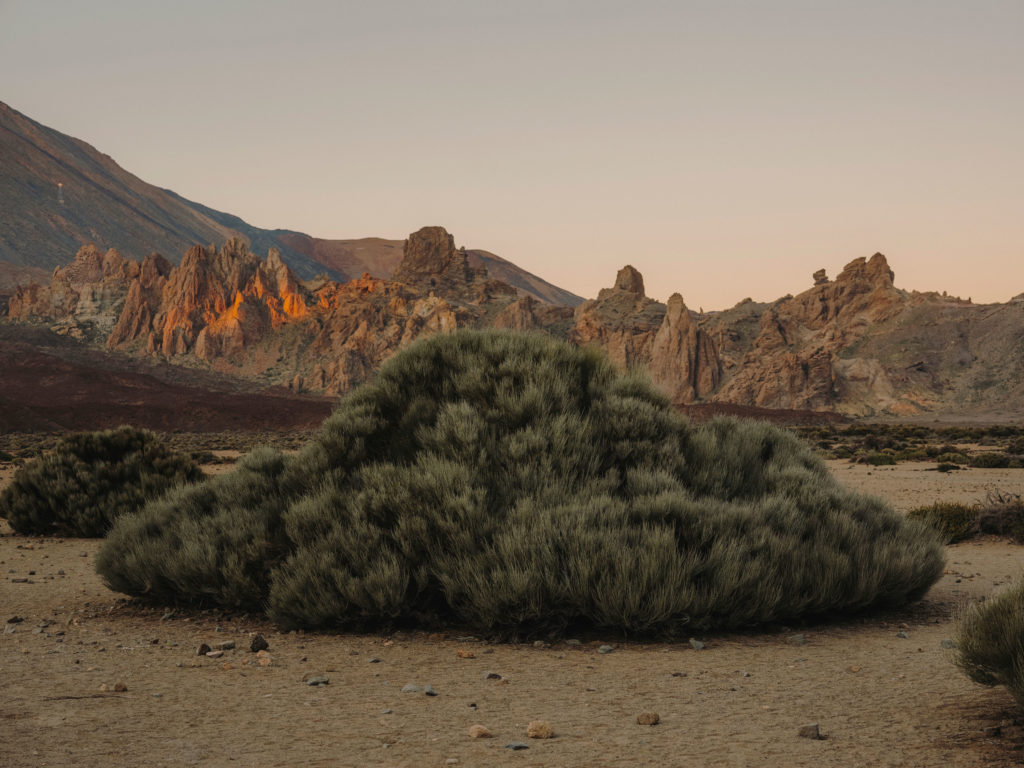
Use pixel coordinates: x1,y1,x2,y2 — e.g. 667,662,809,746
6,224,1024,418
0,100,581,306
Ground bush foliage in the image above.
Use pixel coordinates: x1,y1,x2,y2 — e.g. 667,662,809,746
0,426,202,537
97,331,945,635
907,502,978,544
956,579,1024,708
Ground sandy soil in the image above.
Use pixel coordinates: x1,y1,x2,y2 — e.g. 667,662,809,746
3,465,1024,768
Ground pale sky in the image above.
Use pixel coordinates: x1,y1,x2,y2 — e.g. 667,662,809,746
2,0,1021,309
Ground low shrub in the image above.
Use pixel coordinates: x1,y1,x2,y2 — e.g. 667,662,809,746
936,463,961,473
865,452,897,466
906,502,978,544
956,579,1024,708
977,490,1024,543
97,331,946,636
0,426,201,537
968,452,1011,469
1007,438,1024,456
936,452,969,464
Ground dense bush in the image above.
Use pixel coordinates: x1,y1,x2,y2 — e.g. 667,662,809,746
97,331,945,635
0,427,202,537
956,579,1024,708
907,502,978,544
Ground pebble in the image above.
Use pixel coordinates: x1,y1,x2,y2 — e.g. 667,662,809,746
401,684,420,693
468,724,492,739
381,709,392,715
896,631,909,639
250,634,269,653
941,639,956,649
445,760,458,766
983,725,1002,738
424,685,438,696
206,650,224,659
306,676,329,686
456,649,474,659
597,645,614,654
114,682,128,692
368,657,381,663
533,640,547,648
527,720,553,739
566,639,581,647
636,712,660,726
214,640,235,651
197,643,211,656
6,616,24,624
484,672,503,680
798,723,825,740
689,638,705,651
505,742,529,750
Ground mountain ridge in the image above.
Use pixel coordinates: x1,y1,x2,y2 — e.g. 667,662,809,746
0,100,582,307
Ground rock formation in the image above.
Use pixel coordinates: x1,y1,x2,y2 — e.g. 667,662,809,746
7,236,1024,419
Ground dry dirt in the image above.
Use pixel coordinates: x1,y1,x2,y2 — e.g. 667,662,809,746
2,463,1024,768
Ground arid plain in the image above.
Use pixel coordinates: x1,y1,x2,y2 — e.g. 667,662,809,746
2,460,1024,768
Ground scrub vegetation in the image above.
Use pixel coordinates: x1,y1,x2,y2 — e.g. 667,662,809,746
0,426,201,537
96,331,945,636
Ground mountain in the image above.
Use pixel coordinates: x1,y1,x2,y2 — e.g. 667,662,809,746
7,226,1024,420
0,100,582,306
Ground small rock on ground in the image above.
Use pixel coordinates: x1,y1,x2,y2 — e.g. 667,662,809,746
197,643,211,656
401,684,420,693
306,676,329,686
637,712,660,726
798,723,825,740
424,685,438,696
689,638,705,651
505,742,529,750
250,634,269,653
468,725,492,739
597,645,614,654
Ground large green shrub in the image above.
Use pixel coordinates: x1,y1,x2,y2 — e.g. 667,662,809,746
956,579,1024,708
96,330,945,635
0,426,201,537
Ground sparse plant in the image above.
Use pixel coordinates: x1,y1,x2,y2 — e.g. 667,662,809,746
0,426,202,537
976,490,1024,542
96,331,946,636
956,578,1024,709
906,502,978,544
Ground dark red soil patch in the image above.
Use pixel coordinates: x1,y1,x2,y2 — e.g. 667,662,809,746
0,328,334,433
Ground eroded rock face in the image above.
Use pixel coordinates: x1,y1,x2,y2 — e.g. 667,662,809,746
392,226,487,298
714,253,907,413
7,245,138,339
570,266,666,369
648,293,720,404
10,240,1022,418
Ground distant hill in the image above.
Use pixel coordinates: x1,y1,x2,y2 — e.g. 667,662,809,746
0,100,582,306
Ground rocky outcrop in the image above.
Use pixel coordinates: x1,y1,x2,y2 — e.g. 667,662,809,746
8,238,1024,419
392,227,487,298
7,245,138,339
569,265,666,369
713,253,910,414
648,293,720,404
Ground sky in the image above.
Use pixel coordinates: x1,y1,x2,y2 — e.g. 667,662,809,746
1,0,1022,309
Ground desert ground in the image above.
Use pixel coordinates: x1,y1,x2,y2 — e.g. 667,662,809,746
2,461,1024,768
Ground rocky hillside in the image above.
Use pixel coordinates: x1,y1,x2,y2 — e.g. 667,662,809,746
0,100,581,306
6,226,1024,419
